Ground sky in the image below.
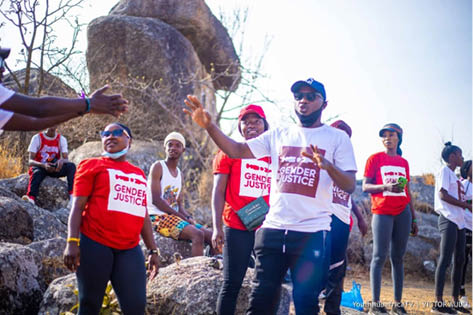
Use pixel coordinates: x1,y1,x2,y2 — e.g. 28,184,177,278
1,0,471,178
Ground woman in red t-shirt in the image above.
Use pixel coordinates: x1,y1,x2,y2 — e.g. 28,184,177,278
63,123,159,315
362,123,418,315
212,104,271,314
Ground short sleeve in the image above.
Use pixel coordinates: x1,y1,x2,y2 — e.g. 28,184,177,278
27,134,40,153
0,85,14,106
364,154,377,179
60,136,68,153
438,167,451,192
73,159,100,196
213,150,232,174
246,129,272,159
333,133,357,172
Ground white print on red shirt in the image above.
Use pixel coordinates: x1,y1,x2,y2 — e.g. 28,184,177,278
333,185,350,207
380,165,407,197
239,159,271,198
107,169,147,217
276,146,323,198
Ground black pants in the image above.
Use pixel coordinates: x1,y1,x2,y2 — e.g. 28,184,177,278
76,234,147,315
324,216,350,315
247,228,330,315
217,226,255,315
460,229,472,296
434,215,466,298
27,162,76,197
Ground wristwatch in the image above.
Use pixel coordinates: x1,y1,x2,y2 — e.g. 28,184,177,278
148,249,160,256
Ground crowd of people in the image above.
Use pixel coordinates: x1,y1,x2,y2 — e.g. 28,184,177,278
0,48,471,315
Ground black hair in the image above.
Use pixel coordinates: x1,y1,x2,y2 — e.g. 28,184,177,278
461,160,472,179
396,134,403,156
441,141,461,163
238,117,269,136
113,122,133,139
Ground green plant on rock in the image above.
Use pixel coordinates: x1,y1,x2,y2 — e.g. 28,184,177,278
60,282,121,315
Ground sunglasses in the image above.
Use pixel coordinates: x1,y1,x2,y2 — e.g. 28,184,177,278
293,92,323,102
0,58,5,69
100,129,130,138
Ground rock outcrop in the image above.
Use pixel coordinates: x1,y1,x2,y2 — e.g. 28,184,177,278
0,243,44,315
38,273,77,315
110,0,241,91
0,196,34,244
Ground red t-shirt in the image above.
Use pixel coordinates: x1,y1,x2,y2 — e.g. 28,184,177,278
74,157,148,249
364,152,411,215
213,150,271,230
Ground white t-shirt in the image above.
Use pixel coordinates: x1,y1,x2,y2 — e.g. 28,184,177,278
434,166,466,229
0,84,15,130
331,184,352,225
247,124,357,232
27,132,68,154
462,179,472,231
147,160,182,216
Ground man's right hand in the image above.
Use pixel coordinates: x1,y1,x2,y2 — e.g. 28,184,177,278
44,163,56,173
212,227,224,252
183,95,212,129
89,85,129,117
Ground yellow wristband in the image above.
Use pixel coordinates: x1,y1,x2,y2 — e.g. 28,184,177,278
67,237,80,245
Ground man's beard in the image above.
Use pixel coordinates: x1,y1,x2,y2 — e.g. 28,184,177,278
295,107,323,127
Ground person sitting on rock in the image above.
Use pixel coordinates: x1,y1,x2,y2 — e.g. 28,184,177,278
147,131,214,257
22,125,76,207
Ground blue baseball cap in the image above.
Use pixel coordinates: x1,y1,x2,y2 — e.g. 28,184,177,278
290,78,326,100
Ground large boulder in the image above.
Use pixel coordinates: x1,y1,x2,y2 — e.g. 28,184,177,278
28,237,70,290
38,273,77,315
84,14,215,145
110,0,241,91
0,196,34,244
22,202,68,241
0,174,69,210
0,243,44,315
141,233,192,267
146,256,291,314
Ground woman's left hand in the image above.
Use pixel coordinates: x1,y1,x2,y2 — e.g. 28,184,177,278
410,220,418,236
147,254,160,280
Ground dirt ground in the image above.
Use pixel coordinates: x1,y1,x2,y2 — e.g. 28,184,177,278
346,269,472,314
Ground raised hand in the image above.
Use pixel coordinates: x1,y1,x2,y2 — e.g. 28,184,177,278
89,85,129,117
183,95,212,129
301,144,331,170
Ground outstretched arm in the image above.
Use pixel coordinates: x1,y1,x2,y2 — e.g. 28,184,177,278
183,95,254,159
2,85,128,118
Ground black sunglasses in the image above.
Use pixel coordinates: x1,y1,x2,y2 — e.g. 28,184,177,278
100,129,130,138
293,92,322,102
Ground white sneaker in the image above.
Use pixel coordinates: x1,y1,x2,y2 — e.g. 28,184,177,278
22,195,35,205
460,296,471,309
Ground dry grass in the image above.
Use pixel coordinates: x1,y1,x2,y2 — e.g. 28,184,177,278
421,173,436,186
0,138,24,178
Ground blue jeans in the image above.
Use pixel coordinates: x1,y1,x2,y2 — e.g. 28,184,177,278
217,226,255,315
247,228,331,315
76,234,147,315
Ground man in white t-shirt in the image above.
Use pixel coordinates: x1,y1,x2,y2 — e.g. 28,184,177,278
184,78,357,314
23,125,76,206
0,47,128,131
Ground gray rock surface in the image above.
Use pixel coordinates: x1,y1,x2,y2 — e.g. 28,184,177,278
146,256,291,315
141,233,192,267
85,14,215,144
0,243,44,315
0,174,69,210
22,202,67,241
0,196,34,244
110,0,241,91
38,273,77,315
